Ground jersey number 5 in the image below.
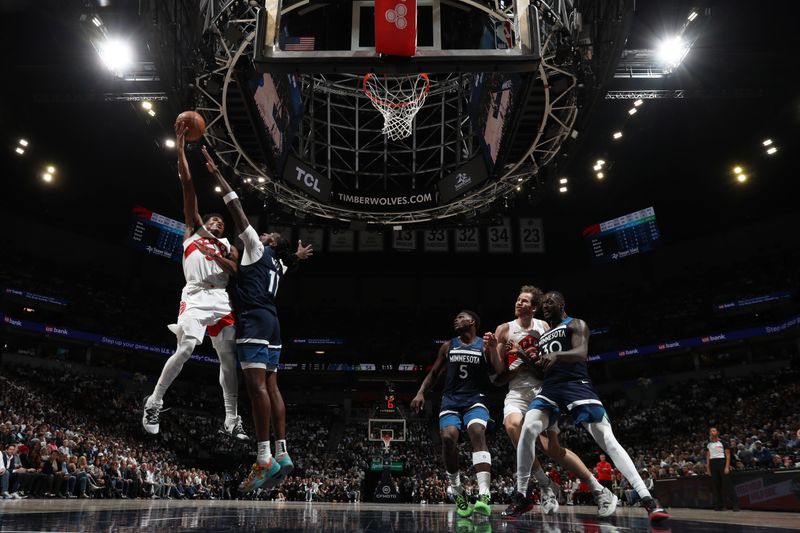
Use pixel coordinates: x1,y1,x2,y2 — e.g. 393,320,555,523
459,364,468,379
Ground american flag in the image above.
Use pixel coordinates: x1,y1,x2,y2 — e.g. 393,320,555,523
284,36,315,51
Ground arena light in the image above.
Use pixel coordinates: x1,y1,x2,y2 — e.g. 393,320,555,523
42,172,53,182
559,186,568,193
257,177,266,183
315,350,325,355
147,109,156,117
15,147,25,155
593,164,602,171
633,99,643,107
612,131,623,140
18,139,29,147
656,36,690,68
92,16,103,27
517,177,523,182
687,11,698,22
737,173,747,183
766,146,778,155
596,159,605,166
46,165,56,174
559,177,568,184
516,186,521,191
98,38,134,74
214,186,222,193
164,139,176,149
628,107,638,116
762,139,773,146
596,172,605,180
141,101,153,111
733,166,743,175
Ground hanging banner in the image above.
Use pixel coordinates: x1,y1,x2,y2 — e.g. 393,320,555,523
359,231,385,252
423,229,449,252
454,227,480,252
487,217,513,253
328,230,355,252
519,218,545,253
298,227,325,249
392,230,417,251
281,154,333,203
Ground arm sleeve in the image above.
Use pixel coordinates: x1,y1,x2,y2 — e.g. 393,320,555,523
239,225,264,266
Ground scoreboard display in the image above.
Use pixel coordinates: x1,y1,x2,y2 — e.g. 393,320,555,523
582,207,661,263
128,206,186,262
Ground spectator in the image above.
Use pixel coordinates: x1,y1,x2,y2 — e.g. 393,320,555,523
596,453,613,490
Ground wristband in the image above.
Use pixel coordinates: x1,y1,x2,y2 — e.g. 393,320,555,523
223,191,238,204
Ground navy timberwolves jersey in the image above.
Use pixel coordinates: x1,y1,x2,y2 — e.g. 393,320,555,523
234,245,283,314
441,336,490,409
539,317,591,384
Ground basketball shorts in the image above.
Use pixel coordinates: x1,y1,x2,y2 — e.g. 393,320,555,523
528,380,608,430
439,395,490,432
176,286,235,349
503,385,560,433
236,307,281,372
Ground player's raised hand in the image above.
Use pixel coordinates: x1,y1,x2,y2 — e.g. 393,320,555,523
482,331,497,350
410,393,425,414
200,145,221,177
537,353,556,373
175,122,188,149
295,239,314,260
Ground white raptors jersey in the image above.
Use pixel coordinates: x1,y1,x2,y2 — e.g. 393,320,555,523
506,318,548,392
182,233,231,290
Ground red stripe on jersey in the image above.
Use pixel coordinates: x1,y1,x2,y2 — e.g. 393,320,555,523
207,313,235,337
184,237,226,259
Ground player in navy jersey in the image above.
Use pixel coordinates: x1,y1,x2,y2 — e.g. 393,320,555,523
201,146,312,492
508,291,669,524
411,311,493,517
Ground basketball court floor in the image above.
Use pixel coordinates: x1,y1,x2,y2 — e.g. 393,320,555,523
1,501,797,532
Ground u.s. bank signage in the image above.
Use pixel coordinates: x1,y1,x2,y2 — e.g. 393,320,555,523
281,154,332,203
437,154,489,204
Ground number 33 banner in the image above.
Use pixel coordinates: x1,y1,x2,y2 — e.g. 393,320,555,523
519,218,545,253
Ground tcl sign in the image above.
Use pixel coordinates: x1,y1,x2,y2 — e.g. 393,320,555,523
281,154,332,202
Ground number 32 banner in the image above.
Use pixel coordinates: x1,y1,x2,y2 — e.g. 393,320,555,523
519,218,545,253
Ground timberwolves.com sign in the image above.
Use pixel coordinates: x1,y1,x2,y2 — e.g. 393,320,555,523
333,191,435,211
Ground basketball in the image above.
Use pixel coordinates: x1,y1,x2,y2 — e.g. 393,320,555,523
175,111,206,141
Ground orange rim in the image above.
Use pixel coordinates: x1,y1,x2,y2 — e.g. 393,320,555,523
363,73,430,109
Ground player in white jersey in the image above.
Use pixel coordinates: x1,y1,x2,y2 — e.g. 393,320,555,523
485,285,616,518
141,122,247,442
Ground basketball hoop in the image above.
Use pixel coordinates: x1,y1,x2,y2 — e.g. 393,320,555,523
381,432,393,452
363,73,430,141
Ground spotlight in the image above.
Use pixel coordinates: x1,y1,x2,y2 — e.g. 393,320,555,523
596,172,604,179
165,139,176,149
733,166,743,175
18,139,29,147
559,177,568,184
517,177,523,182
762,139,772,146
257,177,266,183
141,101,153,111
628,107,638,116
98,38,134,74
315,351,325,355
593,164,602,171
656,36,690,68
516,186,521,191
147,109,156,117
687,11,698,22
42,173,53,182
596,159,606,166
46,166,56,174
214,186,222,193
92,16,103,27
559,186,568,193
737,174,747,183
766,146,777,155
633,99,643,107
245,178,252,183
612,131,623,140
15,147,25,155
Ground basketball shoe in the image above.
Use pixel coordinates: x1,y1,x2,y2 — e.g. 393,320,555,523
642,496,670,524
501,490,534,518
239,460,281,493
541,485,560,515
594,487,618,517
454,487,474,518
473,493,492,516
219,416,249,441
142,396,169,435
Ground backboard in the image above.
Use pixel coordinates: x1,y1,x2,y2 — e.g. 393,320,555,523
368,418,407,443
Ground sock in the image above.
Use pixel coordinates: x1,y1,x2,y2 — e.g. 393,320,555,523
276,439,288,456
476,471,491,496
257,441,272,465
216,347,238,420
588,476,604,493
584,420,651,499
446,471,461,490
223,394,238,424
533,465,551,488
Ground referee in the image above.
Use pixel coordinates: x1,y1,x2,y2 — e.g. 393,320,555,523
706,427,739,511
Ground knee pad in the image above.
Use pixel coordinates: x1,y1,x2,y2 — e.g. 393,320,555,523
472,451,491,466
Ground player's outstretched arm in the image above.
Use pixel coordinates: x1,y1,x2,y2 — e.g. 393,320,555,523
176,123,204,240
410,341,449,413
200,145,249,237
194,241,239,275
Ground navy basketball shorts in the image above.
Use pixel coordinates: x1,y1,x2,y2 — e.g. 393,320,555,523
439,395,490,432
236,308,281,372
528,380,608,429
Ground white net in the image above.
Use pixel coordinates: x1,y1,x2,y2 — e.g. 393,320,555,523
363,73,430,141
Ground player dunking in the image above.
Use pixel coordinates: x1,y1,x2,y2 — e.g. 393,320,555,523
484,286,616,518
201,146,312,492
142,123,246,441
411,311,493,518
515,291,669,525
